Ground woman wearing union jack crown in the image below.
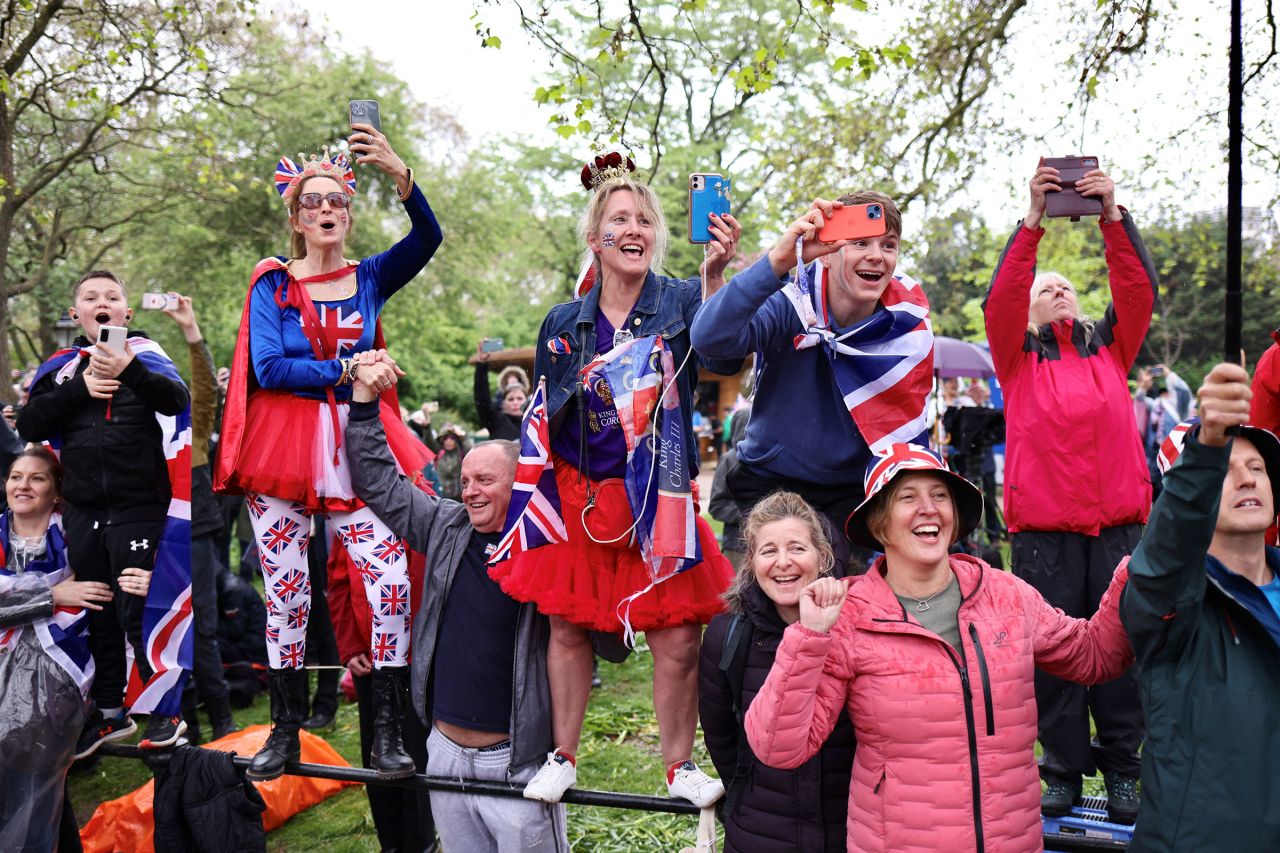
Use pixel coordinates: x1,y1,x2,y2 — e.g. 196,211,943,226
488,154,741,808
215,122,441,781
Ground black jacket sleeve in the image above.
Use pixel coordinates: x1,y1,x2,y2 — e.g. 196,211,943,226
474,361,497,433
346,400,443,555
698,614,741,785
17,370,92,442
1121,429,1227,664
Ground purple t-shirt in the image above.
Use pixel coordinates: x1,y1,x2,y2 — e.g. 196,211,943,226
553,311,629,480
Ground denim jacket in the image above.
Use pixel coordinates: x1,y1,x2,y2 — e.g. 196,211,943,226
535,271,742,474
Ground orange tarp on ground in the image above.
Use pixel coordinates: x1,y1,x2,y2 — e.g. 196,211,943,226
80,725,359,853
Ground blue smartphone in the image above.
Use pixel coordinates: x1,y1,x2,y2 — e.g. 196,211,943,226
688,173,731,244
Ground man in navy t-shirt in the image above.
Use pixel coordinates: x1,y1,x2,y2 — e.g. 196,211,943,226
346,363,566,852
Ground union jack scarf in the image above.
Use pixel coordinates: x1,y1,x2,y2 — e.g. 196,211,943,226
32,337,193,716
489,379,568,564
782,241,935,452
0,512,94,696
582,335,701,643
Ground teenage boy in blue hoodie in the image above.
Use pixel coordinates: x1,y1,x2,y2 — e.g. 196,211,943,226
690,194,933,568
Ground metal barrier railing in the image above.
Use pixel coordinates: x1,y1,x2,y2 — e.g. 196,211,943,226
96,743,1130,851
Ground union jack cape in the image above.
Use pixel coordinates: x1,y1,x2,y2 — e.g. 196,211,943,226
782,250,935,452
0,512,94,697
214,257,425,496
31,337,193,715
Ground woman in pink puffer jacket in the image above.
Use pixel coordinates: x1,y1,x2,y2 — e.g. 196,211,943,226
745,445,1132,853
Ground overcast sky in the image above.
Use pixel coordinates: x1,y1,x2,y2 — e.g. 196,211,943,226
290,1,1273,235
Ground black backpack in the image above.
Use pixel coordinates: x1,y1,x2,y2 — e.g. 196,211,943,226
717,612,757,816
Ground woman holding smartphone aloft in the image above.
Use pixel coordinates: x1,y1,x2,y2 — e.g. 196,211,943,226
983,163,1156,822
489,153,740,806
216,123,440,782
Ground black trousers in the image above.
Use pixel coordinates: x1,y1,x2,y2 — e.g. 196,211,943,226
354,674,434,852
1012,524,1145,782
62,504,162,710
190,532,229,704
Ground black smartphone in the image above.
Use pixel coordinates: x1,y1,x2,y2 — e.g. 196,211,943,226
348,99,381,134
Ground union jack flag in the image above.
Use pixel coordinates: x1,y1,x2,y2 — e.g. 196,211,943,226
373,536,405,564
582,335,663,452
266,624,281,644
1157,419,1197,475
354,554,383,585
286,602,310,630
371,632,398,664
341,521,376,546
490,380,568,565
279,641,305,668
262,517,302,555
783,260,934,452
272,568,309,605
0,516,93,697
378,583,410,617
589,336,700,582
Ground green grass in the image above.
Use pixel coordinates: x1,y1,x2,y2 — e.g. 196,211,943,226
68,642,715,851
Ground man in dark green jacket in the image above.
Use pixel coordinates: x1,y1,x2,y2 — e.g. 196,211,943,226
1120,362,1280,852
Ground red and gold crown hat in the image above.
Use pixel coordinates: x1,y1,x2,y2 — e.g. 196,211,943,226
274,146,357,206
580,151,636,191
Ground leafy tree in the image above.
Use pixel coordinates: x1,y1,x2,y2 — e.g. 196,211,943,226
477,0,1161,266
0,0,253,395
80,18,582,422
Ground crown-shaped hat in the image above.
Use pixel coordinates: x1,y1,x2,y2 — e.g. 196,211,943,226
580,151,636,191
274,146,357,205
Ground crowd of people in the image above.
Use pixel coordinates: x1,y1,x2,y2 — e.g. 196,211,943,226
0,121,1277,853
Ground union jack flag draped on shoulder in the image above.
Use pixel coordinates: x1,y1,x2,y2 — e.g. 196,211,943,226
489,379,568,564
782,242,934,452
32,337,193,716
0,513,94,696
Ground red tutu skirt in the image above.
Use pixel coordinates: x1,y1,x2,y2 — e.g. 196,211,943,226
230,391,431,513
488,456,733,632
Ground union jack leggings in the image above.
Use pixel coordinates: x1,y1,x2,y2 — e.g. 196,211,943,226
247,494,410,670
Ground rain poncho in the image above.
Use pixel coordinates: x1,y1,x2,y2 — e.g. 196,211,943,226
0,513,92,852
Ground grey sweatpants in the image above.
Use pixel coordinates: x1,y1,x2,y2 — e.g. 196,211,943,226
427,725,568,852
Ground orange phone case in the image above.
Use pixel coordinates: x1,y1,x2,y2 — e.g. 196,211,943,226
816,203,888,242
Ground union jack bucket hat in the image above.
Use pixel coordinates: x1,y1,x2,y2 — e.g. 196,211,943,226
1157,418,1280,503
844,443,985,550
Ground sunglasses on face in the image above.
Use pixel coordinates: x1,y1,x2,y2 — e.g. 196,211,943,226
297,191,351,210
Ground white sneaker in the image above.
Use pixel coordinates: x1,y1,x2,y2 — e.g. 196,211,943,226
667,761,725,807
523,751,577,803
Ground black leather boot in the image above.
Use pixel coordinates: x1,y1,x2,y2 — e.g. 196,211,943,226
247,668,306,781
370,666,416,779
207,695,241,741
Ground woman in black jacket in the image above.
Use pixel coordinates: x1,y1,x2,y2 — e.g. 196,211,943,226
698,491,855,852
473,342,525,441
